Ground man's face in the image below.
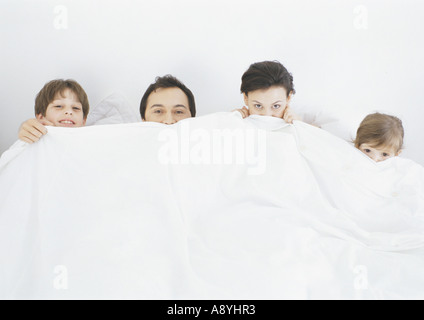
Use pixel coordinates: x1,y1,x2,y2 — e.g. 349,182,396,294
144,87,191,124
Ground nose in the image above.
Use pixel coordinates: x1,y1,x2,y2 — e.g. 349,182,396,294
265,109,274,116
373,155,383,162
64,108,73,115
162,114,176,125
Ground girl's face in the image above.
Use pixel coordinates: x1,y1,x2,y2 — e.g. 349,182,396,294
358,143,400,162
244,86,292,118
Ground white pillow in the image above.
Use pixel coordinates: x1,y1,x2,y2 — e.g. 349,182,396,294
86,92,140,126
292,103,366,143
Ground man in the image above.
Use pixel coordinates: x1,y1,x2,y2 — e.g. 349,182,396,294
18,75,196,143
140,75,196,125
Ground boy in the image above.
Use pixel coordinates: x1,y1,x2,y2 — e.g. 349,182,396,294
18,79,89,143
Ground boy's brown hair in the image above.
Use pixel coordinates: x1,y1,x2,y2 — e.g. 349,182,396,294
35,79,89,118
354,112,404,152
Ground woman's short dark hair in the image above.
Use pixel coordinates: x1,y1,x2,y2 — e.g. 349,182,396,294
139,75,196,120
240,61,295,97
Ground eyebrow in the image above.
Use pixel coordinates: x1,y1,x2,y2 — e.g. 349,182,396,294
252,100,283,105
150,104,187,109
51,100,82,106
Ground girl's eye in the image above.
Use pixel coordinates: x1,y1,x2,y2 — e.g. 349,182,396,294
383,153,389,157
55,105,62,108
254,104,262,109
364,149,371,153
272,104,281,109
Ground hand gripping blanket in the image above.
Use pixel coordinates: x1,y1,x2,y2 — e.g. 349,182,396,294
0,112,423,299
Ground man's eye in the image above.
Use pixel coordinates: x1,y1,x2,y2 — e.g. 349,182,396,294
365,149,371,153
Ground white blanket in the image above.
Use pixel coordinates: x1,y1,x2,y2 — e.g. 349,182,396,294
1,112,423,299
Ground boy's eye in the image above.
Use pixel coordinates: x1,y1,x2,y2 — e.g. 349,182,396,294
55,105,62,108
364,149,371,153
73,107,81,111
382,153,389,157
175,110,184,115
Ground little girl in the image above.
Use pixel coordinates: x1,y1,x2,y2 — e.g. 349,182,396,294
354,112,404,162
234,60,300,123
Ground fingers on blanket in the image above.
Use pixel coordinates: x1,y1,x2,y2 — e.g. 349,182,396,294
233,106,250,118
283,106,300,124
38,119,54,127
18,118,48,143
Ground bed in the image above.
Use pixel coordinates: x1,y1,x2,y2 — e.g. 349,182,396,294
0,110,423,299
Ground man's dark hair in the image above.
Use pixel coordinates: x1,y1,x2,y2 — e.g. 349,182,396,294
140,75,196,120
240,61,295,97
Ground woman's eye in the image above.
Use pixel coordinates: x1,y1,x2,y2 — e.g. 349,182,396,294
365,149,371,153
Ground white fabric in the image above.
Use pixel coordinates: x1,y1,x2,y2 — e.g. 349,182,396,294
86,92,140,126
292,103,363,142
0,112,423,299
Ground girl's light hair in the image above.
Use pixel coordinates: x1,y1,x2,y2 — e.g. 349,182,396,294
354,113,404,152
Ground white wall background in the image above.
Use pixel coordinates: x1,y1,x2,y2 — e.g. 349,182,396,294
1,0,423,164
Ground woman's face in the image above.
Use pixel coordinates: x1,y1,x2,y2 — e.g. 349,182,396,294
144,87,191,124
244,86,292,118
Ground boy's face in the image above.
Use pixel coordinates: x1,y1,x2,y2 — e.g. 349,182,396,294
358,143,400,162
144,87,191,124
244,86,292,118
37,89,86,127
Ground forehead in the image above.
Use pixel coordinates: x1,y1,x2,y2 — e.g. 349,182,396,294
147,87,189,109
52,88,81,103
246,86,288,102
